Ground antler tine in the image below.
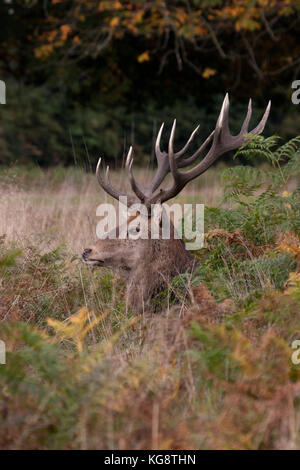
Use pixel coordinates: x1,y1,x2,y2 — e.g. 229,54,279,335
155,122,165,161
177,130,215,168
174,124,200,158
144,122,171,195
218,92,231,144
155,121,200,160
148,121,201,194
151,119,186,203
96,157,137,206
155,121,200,161
239,98,252,135
125,146,147,202
249,100,271,135
168,119,183,184
149,118,197,204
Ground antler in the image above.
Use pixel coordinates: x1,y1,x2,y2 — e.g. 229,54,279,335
96,94,271,207
96,158,137,206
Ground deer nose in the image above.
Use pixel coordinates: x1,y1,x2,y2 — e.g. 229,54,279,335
82,248,92,260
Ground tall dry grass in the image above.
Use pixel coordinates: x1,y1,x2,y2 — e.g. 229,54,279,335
0,165,224,253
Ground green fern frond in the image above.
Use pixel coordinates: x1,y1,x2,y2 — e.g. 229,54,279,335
234,135,281,163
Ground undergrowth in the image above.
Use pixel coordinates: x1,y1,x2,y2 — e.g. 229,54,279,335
0,135,300,449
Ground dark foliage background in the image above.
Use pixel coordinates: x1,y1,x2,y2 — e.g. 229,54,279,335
0,0,299,167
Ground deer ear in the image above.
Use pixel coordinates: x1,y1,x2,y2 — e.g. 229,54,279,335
127,210,140,223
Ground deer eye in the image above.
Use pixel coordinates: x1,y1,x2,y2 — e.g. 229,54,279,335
128,226,140,235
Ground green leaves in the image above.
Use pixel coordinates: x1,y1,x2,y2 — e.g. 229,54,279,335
219,135,300,241
198,136,300,305
222,165,265,199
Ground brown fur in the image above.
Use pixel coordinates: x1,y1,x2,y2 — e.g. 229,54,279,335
83,216,194,314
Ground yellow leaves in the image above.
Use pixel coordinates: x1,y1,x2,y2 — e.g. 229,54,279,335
285,272,300,292
218,3,262,31
34,24,72,60
137,51,150,63
127,23,139,34
113,1,122,9
229,329,254,374
30,0,297,66
132,10,145,25
47,306,140,356
47,307,109,354
284,271,300,297
276,233,300,293
202,67,217,79
34,44,54,60
46,30,58,43
98,1,108,12
276,232,300,294
277,232,300,266
73,35,81,45
60,24,72,41
110,16,120,28
98,0,123,12
219,5,245,20
174,7,189,26
193,24,207,36
235,17,260,32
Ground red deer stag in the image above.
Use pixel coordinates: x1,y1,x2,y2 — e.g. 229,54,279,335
83,94,270,314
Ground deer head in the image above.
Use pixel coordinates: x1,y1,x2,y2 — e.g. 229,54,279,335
83,94,270,313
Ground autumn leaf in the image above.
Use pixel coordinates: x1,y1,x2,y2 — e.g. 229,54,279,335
284,272,300,294
72,35,81,45
113,1,122,9
47,306,109,354
60,24,72,41
202,67,217,79
137,51,150,63
110,17,120,28
34,44,54,60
